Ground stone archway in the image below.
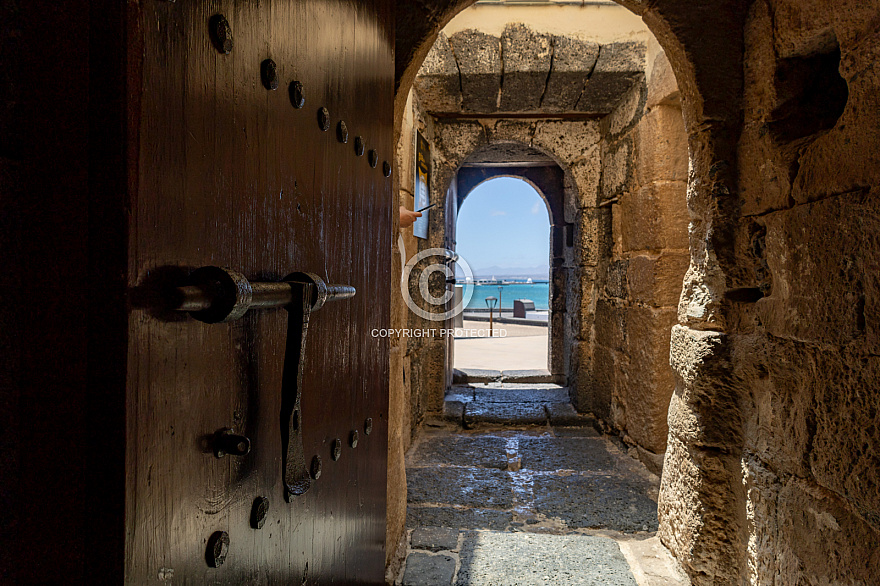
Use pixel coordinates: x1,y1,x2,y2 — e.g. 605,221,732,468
390,1,750,583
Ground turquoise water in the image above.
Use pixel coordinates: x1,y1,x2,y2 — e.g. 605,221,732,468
464,283,549,310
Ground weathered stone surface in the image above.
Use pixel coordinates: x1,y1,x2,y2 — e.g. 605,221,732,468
532,120,600,164
499,24,552,111
408,467,514,508
402,552,456,586
570,151,601,209
576,207,609,267
434,119,487,164
487,119,535,145
499,369,555,384
453,368,502,384
411,527,460,552
634,105,688,185
407,506,513,531
443,400,464,422
463,402,547,427
409,435,509,470
619,181,689,253
636,446,665,476
594,300,626,351
627,253,689,307
774,477,880,584
414,32,461,113
448,30,501,113
646,49,680,109
677,252,727,330
621,306,678,453
472,384,568,404
534,473,658,532
578,42,646,113
608,81,644,137
545,402,591,427
789,42,880,205
543,36,600,112
758,190,880,354
518,437,617,472
601,137,633,201
588,344,618,420
658,435,742,583
456,532,638,586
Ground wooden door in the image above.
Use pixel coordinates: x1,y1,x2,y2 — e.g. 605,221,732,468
127,1,392,583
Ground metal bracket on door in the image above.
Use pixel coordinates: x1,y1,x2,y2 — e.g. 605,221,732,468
172,266,355,498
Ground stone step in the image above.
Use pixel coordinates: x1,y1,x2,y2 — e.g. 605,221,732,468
452,368,563,385
442,384,599,429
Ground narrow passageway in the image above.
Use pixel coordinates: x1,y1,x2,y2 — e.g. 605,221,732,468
396,383,688,585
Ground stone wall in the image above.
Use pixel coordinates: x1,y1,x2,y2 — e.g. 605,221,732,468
395,1,880,583
576,40,689,472
715,1,880,583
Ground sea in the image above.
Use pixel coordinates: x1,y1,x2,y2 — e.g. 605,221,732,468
463,282,550,310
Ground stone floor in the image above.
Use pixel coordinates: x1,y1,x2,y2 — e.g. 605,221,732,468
393,384,688,586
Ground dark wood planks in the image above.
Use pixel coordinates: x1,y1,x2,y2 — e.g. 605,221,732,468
127,0,393,582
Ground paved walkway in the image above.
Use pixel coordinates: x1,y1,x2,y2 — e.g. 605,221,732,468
454,321,548,371
395,384,688,586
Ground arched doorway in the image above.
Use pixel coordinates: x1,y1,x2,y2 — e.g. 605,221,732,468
453,176,552,373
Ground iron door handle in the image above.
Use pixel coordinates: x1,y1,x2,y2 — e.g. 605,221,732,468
172,267,355,498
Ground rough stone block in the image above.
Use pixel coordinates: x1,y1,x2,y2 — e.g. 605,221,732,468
519,436,617,472
414,32,461,113
758,190,880,353
488,119,535,145
594,300,626,351
443,400,464,423
570,151,601,208
806,350,880,528
606,259,628,300
621,306,678,453
646,50,680,108
533,474,658,532
408,467,513,508
668,325,725,393
473,385,568,404
619,181,689,253
409,435,508,470
578,42,646,113
601,138,633,201
789,47,880,204
434,119,488,165
448,30,501,113
627,253,689,307
532,120,600,164
636,446,665,476
463,402,547,427
737,123,793,216
543,36,600,112
402,552,456,586
453,368,502,384
411,527,460,553
499,24,552,111
406,506,512,531
608,81,644,137
457,532,640,585
575,208,608,267
658,435,743,583
634,105,688,185
589,344,619,420
500,369,555,384
545,402,589,427
774,478,880,584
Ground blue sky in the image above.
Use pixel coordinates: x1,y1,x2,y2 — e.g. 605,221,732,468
455,177,550,275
